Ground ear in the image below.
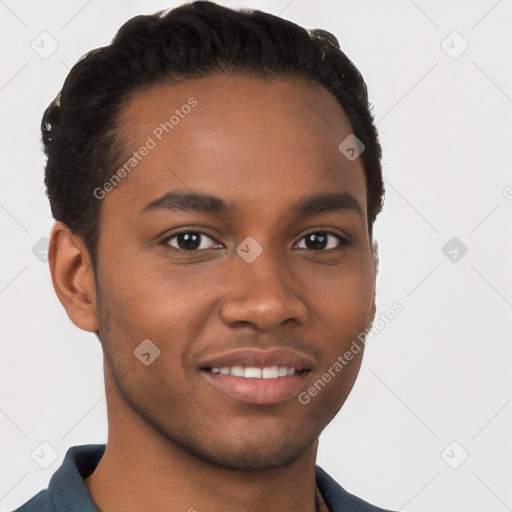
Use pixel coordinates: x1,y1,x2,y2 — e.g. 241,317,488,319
48,221,99,332
371,238,380,277
367,238,380,325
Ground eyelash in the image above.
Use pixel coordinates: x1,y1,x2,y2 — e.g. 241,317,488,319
161,229,349,252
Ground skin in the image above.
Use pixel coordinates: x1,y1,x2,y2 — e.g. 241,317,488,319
49,73,378,512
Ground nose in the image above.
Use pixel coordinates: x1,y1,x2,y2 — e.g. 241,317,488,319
219,251,310,331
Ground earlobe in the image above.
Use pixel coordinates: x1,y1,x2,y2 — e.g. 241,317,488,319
48,221,99,333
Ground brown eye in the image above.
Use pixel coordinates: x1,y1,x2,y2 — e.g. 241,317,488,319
163,231,221,251
296,231,347,251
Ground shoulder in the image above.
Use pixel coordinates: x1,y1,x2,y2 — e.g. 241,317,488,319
9,444,105,512
315,466,398,512
9,489,54,512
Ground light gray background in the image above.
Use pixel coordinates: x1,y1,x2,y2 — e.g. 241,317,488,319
1,1,511,511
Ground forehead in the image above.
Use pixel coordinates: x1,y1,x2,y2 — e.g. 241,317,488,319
107,73,367,218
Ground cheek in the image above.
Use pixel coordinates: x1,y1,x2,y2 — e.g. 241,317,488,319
306,261,375,328
95,253,220,360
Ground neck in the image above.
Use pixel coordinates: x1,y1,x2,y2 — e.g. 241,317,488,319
84,370,319,512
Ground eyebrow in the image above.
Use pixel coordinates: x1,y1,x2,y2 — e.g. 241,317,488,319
140,190,363,218
294,192,363,217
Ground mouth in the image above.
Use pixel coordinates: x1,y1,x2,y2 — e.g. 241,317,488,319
206,365,301,378
198,349,313,405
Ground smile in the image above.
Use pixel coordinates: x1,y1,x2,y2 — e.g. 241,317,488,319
198,348,313,405
208,366,297,379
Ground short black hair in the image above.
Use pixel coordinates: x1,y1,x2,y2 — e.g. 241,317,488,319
42,0,384,270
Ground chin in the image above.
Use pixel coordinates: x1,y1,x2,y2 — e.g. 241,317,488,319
190,442,312,471
170,427,319,471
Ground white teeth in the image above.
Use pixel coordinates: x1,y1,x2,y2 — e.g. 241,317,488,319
244,367,262,378
262,366,279,379
209,365,296,378
231,366,244,377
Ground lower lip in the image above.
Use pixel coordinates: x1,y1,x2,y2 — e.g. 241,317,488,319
201,371,309,405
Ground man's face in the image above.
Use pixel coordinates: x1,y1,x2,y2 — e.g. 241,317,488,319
93,73,376,470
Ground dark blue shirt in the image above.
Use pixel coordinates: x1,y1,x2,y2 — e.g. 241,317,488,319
12,444,396,512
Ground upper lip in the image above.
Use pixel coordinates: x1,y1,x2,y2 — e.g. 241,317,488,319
198,348,314,372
